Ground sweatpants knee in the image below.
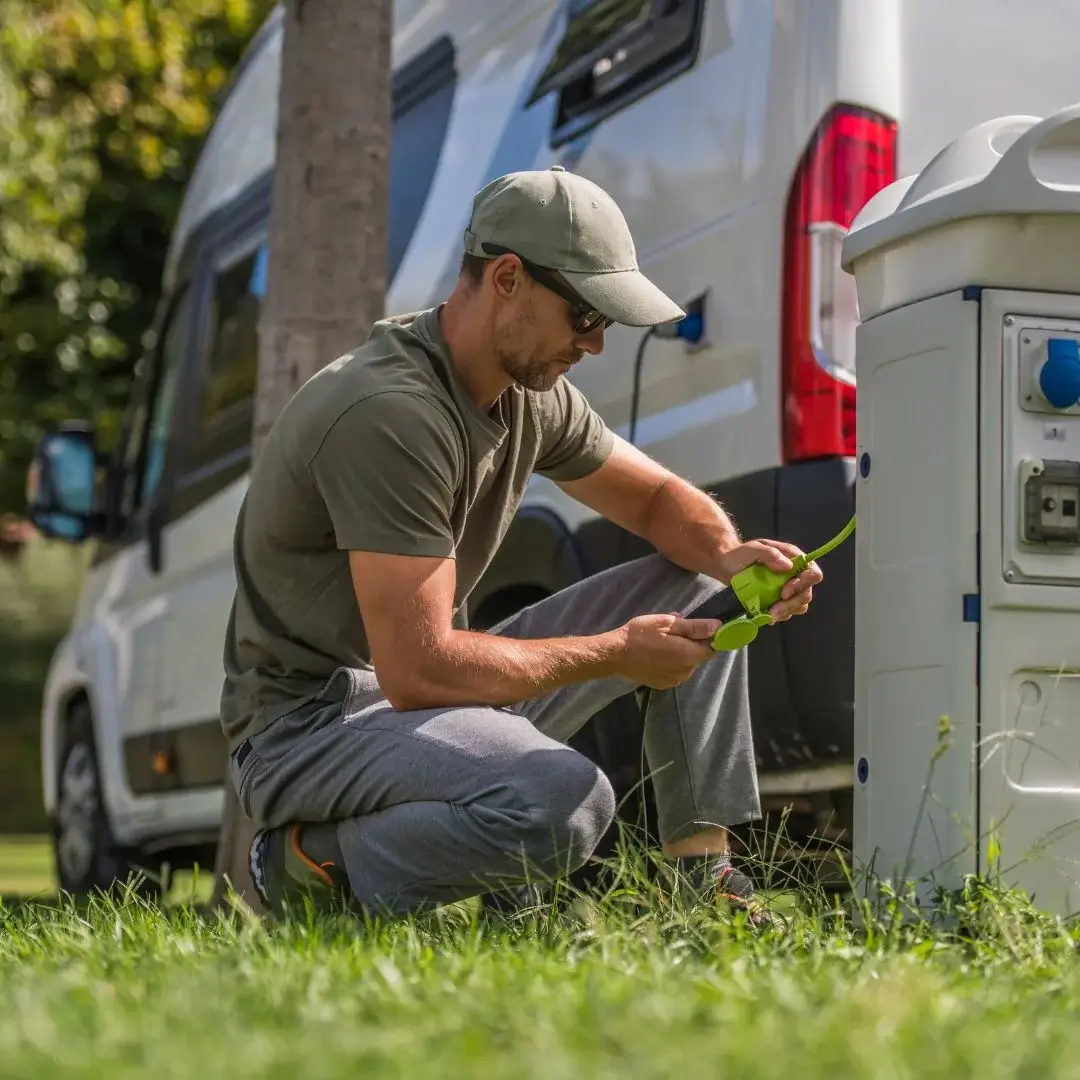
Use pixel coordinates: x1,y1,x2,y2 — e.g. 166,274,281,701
509,750,616,879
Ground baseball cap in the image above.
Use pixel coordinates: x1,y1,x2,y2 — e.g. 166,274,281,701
462,166,685,328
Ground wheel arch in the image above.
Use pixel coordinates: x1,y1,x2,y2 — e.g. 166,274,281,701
468,505,587,627
42,685,94,819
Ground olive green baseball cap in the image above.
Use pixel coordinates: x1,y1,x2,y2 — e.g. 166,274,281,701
463,166,685,327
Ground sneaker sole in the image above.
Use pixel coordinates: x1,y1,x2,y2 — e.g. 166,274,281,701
248,828,272,909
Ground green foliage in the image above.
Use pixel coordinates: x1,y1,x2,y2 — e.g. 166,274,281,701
0,0,278,513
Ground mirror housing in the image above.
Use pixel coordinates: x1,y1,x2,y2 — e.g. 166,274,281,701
25,422,106,543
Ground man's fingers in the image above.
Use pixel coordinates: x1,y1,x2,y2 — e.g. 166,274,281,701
769,590,812,621
669,617,723,641
750,540,795,572
781,565,822,600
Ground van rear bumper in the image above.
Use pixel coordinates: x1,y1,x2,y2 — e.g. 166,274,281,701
715,457,857,776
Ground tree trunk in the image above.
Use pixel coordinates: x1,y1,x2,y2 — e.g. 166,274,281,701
210,0,391,914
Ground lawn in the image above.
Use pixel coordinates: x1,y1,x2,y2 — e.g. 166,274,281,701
2,543,1078,1078
0,835,53,898
2,836,1079,1078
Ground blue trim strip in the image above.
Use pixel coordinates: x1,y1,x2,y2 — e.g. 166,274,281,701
962,593,980,623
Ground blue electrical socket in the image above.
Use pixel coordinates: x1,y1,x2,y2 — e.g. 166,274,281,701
656,291,710,351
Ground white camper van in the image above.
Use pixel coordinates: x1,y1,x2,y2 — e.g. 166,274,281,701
25,0,1080,894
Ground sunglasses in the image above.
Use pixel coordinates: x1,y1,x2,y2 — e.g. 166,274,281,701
482,244,613,335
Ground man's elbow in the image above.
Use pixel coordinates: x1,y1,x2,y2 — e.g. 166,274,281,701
381,684,431,712
376,659,448,712
369,620,460,710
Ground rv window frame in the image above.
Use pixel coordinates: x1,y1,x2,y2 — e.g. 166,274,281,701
165,174,273,525
529,0,706,147
134,283,198,513
88,276,199,569
113,285,191,520
182,230,268,478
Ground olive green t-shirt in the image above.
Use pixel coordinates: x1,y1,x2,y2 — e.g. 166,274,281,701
219,305,615,749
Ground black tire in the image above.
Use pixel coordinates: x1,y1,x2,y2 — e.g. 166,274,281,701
53,700,163,900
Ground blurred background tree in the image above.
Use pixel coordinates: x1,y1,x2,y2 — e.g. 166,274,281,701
0,0,278,515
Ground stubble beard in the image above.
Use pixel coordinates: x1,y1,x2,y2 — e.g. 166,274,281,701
503,353,563,392
497,307,561,392
496,304,585,392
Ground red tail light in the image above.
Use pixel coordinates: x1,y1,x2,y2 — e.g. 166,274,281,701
781,105,897,462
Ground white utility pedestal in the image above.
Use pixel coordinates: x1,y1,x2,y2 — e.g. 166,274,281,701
842,104,1080,916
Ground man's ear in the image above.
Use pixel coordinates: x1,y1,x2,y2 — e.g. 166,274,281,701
488,253,524,300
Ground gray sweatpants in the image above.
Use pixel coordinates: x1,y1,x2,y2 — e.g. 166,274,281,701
228,552,759,918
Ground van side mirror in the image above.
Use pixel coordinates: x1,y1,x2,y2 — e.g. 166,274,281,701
25,422,104,543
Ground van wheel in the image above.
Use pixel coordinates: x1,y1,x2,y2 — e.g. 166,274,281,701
53,700,162,901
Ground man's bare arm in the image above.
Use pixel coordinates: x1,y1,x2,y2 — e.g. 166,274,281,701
557,435,823,614
556,435,742,581
349,550,626,711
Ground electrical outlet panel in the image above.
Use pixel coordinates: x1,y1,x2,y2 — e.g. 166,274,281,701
1019,325,1080,416
1002,313,1080,584
1020,458,1080,545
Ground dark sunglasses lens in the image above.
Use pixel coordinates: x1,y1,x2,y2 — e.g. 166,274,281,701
575,310,609,334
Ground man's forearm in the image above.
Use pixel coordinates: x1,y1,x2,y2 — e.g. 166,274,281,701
394,628,625,710
640,474,741,581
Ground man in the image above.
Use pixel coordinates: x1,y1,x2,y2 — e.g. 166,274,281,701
219,166,822,924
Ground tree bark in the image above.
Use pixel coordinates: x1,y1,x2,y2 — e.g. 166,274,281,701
210,0,390,914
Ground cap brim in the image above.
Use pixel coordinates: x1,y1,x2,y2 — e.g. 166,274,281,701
561,267,685,328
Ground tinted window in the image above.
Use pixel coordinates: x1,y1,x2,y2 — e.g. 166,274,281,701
140,286,195,508
199,244,265,434
170,240,266,487
528,0,704,145
388,36,457,278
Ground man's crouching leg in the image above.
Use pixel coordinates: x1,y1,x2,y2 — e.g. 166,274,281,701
235,701,617,922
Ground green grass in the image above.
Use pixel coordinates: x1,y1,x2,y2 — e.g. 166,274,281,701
2,834,1080,1078
2,543,1077,1075
0,836,54,898
0,836,214,909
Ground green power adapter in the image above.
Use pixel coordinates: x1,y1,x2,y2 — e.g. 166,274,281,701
710,515,857,651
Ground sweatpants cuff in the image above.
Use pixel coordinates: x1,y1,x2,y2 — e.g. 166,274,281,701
658,806,762,846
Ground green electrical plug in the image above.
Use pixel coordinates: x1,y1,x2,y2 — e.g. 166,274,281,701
710,515,857,651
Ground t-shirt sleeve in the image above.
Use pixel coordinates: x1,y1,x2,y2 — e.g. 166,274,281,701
307,390,462,556
533,378,615,481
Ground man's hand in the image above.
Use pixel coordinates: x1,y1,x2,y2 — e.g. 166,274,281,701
613,613,722,689
715,539,823,623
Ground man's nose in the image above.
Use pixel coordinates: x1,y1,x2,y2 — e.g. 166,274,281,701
575,325,606,355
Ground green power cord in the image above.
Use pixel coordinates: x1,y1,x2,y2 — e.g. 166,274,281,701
710,515,857,651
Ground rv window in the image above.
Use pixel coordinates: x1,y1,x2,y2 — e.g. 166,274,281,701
139,286,195,510
164,240,263,519
529,0,704,144
199,244,264,435
388,36,457,278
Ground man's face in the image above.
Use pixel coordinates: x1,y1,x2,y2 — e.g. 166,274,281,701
488,257,609,393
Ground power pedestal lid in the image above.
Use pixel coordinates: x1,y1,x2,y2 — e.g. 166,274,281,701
842,103,1080,320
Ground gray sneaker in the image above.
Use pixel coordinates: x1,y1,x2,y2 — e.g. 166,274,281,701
249,823,352,916
680,854,779,929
